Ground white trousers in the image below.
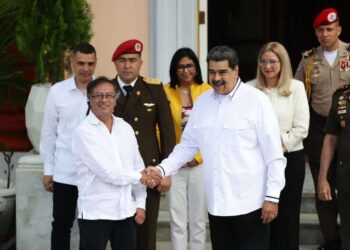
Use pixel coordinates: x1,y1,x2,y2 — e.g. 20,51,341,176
167,164,207,250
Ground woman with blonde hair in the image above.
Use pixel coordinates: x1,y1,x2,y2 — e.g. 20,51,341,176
247,42,310,250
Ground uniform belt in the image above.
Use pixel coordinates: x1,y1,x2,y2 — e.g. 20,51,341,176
310,108,327,123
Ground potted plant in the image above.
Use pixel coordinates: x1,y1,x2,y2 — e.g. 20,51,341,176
16,0,93,152
0,0,33,153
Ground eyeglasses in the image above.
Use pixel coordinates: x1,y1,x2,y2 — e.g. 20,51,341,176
260,59,280,66
177,64,195,72
90,92,116,100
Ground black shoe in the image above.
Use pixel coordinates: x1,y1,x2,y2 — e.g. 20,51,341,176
318,243,327,250
318,240,343,250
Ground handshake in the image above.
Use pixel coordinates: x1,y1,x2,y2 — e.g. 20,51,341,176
140,166,163,188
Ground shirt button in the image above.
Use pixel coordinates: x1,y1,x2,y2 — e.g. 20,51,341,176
134,117,139,122
339,161,343,165
152,158,156,163
135,131,139,136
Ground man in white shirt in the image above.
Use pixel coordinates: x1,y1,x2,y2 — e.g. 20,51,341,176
146,45,286,250
72,76,150,250
40,42,97,250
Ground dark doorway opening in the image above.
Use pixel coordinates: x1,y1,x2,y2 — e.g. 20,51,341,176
208,0,350,82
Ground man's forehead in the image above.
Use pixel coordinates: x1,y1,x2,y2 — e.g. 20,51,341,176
208,60,230,69
118,53,141,59
73,52,96,61
316,22,339,30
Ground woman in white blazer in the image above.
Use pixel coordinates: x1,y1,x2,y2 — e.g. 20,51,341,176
247,42,310,250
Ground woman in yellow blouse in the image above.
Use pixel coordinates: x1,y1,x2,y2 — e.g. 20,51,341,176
164,48,211,250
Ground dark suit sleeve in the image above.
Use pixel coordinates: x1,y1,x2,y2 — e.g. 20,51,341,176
156,84,176,159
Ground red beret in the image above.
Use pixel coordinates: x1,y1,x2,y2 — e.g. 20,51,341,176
111,39,143,61
313,8,338,29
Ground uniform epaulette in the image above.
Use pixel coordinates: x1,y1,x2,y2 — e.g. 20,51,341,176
346,44,350,52
144,77,161,85
302,48,316,58
335,84,350,93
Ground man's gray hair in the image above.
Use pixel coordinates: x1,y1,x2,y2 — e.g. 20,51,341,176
206,45,239,69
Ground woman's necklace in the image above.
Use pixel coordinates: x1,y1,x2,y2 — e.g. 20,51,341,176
181,89,190,95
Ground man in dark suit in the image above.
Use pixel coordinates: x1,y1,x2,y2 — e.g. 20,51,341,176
111,39,176,250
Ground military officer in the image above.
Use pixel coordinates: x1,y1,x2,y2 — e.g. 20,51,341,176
111,39,176,250
318,84,350,250
295,8,350,250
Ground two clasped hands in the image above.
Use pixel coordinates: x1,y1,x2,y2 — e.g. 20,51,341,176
139,166,162,188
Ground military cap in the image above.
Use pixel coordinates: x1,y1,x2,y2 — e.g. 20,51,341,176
111,39,143,61
313,8,338,29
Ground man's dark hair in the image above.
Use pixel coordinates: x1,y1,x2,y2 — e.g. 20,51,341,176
169,47,203,88
72,42,96,56
206,45,239,69
87,76,119,98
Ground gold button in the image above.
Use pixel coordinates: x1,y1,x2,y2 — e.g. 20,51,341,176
136,91,141,96
134,117,139,122
135,131,139,136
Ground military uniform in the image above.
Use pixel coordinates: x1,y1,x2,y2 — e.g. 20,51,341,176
295,40,350,246
325,84,350,250
113,75,176,250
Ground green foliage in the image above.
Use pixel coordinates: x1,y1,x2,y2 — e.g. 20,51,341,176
0,0,26,107
16,0,93,83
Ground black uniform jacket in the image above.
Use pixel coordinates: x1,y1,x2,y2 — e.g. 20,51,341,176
113,76,176,166
325,84,350,192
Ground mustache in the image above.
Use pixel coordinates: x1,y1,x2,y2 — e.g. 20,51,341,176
211,80,225,86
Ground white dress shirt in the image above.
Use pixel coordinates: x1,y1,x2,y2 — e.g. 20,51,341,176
247,79,310,152
117,76,137,96
40,77,88,185
158,81,286,216
72,113,146,220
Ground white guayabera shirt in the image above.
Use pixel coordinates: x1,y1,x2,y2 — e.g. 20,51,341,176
72,113,146,220
158,81,287,216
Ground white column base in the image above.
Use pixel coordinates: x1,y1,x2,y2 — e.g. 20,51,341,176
16,153,79,250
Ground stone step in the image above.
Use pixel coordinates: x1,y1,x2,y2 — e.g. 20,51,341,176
156,241,319,250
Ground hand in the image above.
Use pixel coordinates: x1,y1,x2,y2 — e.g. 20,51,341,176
144,166,163,181
134,208,145,225
182,159,199,168
43,175,53,192
318,178,332,201
140,167,163,188
140,171,158,188
157,176,172,192
261,201,278,224
282,145,288,154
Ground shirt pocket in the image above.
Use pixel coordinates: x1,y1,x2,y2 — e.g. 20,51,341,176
223,120,257,148
193,119,214,146
339,70,350,84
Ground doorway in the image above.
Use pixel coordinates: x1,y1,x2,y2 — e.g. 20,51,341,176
208,0,350,81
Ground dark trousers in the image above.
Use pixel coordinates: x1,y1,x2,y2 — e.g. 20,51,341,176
51,181,79,250
136,188,160,250
270,150,305,250
78,217,136,250
306,109,341,244
208,209,269,250
338,192,350,250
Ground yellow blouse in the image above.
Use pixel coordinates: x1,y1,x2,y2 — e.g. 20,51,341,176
164,82,211,164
